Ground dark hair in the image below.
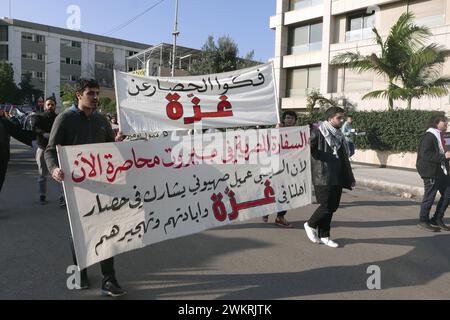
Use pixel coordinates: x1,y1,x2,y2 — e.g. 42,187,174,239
45,96,56,104
76,78,100,95
346,115,353,119
282,110,298,121
325,106,345,121
428,115,448,129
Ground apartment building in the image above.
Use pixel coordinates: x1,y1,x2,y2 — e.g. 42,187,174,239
271,0,450,111
0,18,151,104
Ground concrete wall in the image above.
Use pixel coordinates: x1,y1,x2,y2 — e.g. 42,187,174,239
352,149,417,169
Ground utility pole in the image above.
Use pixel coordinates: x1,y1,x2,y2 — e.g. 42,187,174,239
9,0,12,18
171,0,179,77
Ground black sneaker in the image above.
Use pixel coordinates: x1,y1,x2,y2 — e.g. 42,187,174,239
417,222,440,232
59,196,66,209
40,195,47,205
430,219,450,231
101,278,127,297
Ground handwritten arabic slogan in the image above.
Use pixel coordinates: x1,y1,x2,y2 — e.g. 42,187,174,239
115,62,279,134
57,127,311,269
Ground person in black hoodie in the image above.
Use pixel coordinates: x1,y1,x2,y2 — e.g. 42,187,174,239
304,107,355,248
33,97,61,206
416,115,450,232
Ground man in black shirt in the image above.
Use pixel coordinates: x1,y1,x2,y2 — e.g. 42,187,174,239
45,79,127,297
33,97,60,205
304,107,355,248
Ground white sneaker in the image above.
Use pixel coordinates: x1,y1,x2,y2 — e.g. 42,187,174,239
320,237,339,248
304,222,320,243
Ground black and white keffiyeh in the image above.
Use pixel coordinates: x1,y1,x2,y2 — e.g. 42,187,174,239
319,121,350,158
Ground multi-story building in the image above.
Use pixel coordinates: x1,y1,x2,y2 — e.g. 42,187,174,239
271,0,450,111
0,18,192,105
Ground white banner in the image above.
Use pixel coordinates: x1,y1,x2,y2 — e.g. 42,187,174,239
58,127,311,269
115,62,279,134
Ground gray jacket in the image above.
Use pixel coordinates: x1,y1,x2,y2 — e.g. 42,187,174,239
45,105,115,173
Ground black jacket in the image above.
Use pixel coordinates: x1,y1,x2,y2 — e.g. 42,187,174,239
310,127,355,189
34,111,57,149
45,105,115,174
416,132,449,178
0,117,33,162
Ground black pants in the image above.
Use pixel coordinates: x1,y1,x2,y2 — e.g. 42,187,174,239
70,239,115,282
0,155,7,193
277,211,286,217
419,175,450,223
308,186,343,238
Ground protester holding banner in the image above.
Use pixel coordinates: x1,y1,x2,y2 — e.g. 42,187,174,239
262,110,298,228
33,97,63,206
45,78,127,297
304,107,355,248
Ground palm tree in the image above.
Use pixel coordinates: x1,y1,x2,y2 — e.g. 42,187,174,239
331,12,449,110
401,44,450,109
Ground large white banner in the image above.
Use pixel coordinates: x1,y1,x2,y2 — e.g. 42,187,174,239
115,62,279,134
58,127,311,269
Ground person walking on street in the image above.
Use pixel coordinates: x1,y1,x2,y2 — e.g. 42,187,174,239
263,110,298,228
33,97,63,206
341,115,355,157
304,107,356,248
45,79,127,297
416,115,450,232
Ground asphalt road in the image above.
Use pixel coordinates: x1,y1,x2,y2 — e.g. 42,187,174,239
0,140,449,300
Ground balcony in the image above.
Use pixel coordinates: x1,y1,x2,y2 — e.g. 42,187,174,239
291,0,323,11
290,41,322,55
345,28,374,42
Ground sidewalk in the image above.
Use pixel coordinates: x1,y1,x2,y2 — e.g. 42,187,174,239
352,163,423,198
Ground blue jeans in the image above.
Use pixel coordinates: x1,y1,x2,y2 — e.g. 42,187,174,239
419,175,450,223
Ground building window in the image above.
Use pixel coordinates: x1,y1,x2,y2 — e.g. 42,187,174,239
289,22,323,55
289,0,323,11
127,50,138,57
22,52,44,61
286,66,321,97
96,45,114,54
22,32,33,41
0,26,8,42
346,12,375,42
61,57,81,65
22,32,45,43
61,74,79,82
95,61,114,69
61,39,82,48
0,44,8,60
22,70,44,80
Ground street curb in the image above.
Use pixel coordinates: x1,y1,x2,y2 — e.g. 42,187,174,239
355,176,424,198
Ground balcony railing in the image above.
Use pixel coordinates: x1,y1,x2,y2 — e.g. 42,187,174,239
345,28,374,42
291,0,323,11
290,41,322,55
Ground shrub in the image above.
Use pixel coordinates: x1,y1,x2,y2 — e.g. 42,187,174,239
297,109,445,152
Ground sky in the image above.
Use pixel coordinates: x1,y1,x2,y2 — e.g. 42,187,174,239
0,0,276,62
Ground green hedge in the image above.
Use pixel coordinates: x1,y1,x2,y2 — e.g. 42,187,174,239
297,110,445,152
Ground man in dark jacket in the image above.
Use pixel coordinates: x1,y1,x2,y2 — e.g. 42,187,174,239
45,78,127,297
0,110,33,193
416,115,450,232
304,107,355,248
33,97,60,205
